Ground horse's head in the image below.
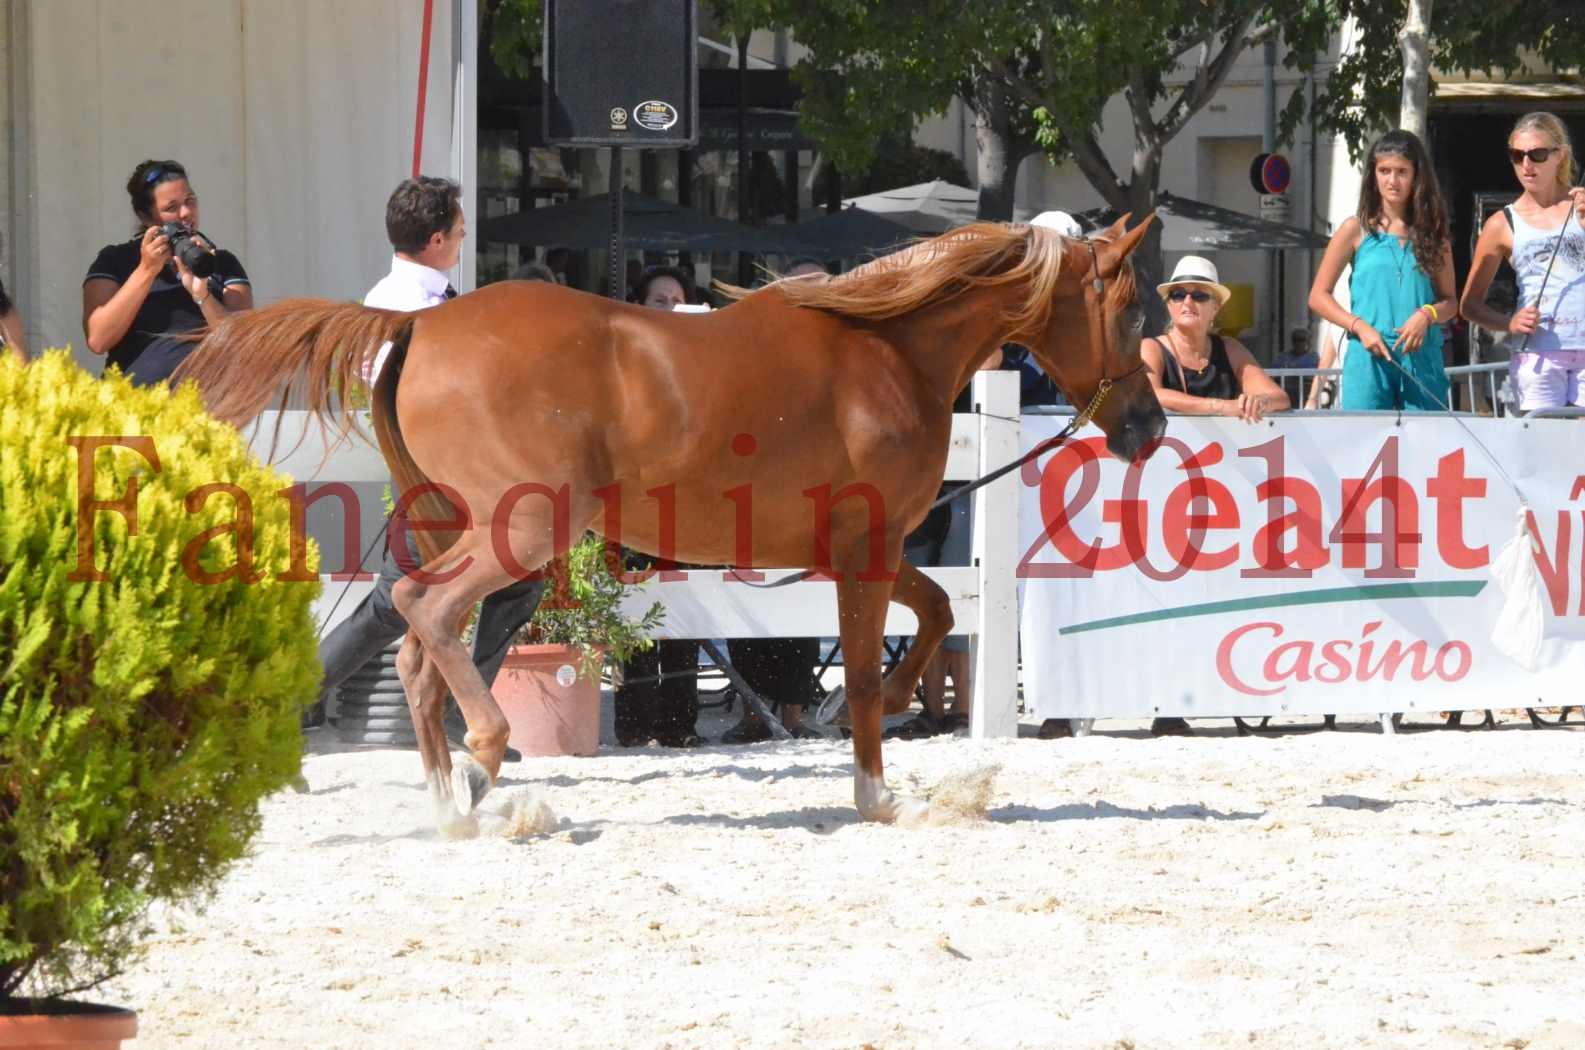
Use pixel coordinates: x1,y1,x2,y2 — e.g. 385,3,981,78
1026,214,1166,463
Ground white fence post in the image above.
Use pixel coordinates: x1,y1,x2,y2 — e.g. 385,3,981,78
969,371,1020,739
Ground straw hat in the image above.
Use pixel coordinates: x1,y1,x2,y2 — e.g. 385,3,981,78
1156,255,1232,305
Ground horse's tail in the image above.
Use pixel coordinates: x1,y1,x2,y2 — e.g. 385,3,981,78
174,297,414,435
367,334,461,566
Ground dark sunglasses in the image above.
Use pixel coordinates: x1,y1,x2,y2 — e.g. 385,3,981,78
1167,289,1215,303
1508,147,1557,166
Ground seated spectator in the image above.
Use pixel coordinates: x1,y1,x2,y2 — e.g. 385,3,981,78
1272,325,1321,406
1141,256,1291,423
511,260,558,284
544,246,572,285
1280,325,1319,369
1140,256,1289,739
1001,344,1066,407
82,159,252,386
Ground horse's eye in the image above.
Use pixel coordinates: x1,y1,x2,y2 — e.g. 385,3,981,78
1125,305,1144,332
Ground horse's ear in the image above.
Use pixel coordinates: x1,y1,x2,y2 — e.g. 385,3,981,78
1098,213,1156,274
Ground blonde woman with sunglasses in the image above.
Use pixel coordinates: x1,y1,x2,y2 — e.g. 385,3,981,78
1461,112,1585,414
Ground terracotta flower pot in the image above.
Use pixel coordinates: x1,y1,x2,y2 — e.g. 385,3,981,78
0,1000,137,1049
491,644,603,756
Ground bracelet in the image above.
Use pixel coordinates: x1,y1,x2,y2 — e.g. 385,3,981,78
1347,315,1361,337
1421,303,1439,323
193,292,211,306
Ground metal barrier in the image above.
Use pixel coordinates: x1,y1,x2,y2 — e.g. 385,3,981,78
1267,362,1512,415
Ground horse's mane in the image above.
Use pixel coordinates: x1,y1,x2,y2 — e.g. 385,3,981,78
724,223,1080,336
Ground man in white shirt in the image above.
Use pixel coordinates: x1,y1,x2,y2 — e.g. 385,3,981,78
312,177,545,756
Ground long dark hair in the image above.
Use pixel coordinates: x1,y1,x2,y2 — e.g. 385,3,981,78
1356,130,1449,276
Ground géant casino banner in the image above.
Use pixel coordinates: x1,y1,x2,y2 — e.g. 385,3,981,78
1017,415,1585,718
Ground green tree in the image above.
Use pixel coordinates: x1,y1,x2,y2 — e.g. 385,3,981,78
1317,0,1585,159
788,2,1336,324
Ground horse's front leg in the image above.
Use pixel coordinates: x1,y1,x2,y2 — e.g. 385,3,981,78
834,570,929,825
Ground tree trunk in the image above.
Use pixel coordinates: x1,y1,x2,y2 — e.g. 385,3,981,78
972,79,1024,221
1132,220,1170,336
1128,154,1170,336
1398,0,1434,140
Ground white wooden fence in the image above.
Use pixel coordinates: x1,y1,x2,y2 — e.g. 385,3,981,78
246,371,1025,738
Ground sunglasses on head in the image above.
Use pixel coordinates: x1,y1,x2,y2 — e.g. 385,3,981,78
1508,146,1557,166
1167,289,1215,303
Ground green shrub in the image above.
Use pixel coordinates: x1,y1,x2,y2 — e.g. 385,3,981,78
519,533,664,680
0,351,321,1000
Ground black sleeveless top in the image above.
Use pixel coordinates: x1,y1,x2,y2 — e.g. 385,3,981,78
1157,334,1238,400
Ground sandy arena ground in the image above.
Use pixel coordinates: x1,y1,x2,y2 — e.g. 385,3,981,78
104,710,1585,1050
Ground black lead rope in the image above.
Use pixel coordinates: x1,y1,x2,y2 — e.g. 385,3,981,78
315,517,390,641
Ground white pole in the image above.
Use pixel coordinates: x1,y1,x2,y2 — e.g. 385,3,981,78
969,370,1021,738
451,0,478,292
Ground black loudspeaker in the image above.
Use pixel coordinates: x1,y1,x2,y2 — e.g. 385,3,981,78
544,0,699,148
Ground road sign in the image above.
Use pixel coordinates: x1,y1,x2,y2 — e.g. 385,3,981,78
1248,152,1292,196
1260,193,1293,224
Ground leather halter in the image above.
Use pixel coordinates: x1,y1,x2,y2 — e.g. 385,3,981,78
1073,236,1146,428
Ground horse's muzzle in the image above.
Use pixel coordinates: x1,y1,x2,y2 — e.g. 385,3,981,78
1107,402,1168,464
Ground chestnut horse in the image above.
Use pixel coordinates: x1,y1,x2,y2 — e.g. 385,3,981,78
176,215,1163,831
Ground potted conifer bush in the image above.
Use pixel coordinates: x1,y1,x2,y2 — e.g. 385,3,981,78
490,533,664,756
0,353,321,1043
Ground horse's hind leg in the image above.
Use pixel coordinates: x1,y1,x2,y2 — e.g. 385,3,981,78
395,632,465,831
879,560,953,716
391,544,517,822
835,571,928,825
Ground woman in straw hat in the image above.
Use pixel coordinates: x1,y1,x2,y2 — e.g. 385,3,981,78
1141,255,1291,423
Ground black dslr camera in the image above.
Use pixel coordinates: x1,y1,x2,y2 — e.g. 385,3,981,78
159,222,217,278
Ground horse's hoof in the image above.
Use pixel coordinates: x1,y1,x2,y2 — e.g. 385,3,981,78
815,687,849,727
450,756,493,817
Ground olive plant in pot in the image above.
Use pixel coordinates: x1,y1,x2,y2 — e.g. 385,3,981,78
489,533,664,756
0,353,321,1043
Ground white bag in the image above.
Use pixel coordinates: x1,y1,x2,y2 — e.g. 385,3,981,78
1490,508,1545,670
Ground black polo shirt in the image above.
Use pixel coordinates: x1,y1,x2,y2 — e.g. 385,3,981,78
84,238,250,385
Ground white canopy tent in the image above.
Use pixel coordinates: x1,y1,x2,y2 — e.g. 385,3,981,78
2,0,478,372
841,179,979,234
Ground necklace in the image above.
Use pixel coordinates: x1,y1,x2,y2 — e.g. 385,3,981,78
1378,219,1410,286
1165,331,1211,393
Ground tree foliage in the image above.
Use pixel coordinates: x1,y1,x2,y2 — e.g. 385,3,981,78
1320,0,1585,159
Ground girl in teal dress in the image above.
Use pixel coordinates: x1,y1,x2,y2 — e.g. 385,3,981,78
1308,129,1458,410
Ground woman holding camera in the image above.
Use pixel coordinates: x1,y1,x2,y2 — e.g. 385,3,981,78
83,159,251,386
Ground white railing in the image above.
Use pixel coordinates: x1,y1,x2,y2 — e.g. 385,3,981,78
246,371,1025,739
